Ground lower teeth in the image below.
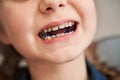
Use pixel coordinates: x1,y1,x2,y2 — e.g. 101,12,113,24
44,31,73,40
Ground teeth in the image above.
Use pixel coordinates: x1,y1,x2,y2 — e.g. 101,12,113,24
43,21,75,33
56,34,61,37
44,30,47,33
52,26,59,31
69,31,73,34
65,22,69,27
61,33,64,36
51,35,56,38
68,22,72,27
44,31,74,40
65,32,69,35
59,24,65,29
40,21,76,40
45,36,52,40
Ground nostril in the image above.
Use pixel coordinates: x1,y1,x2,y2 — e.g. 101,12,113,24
45,4,64,11
59,4,64,7
46,7,52,11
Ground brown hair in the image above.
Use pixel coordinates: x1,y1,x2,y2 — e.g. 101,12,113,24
85,42,120,80
0,44,22,80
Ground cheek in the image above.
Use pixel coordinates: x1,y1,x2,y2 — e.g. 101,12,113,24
0,8,39,58
70,0,96,33
0,6,35,41
80,1,96,40
72,0,97,48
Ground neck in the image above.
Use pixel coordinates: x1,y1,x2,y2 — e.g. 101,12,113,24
26,54,88,80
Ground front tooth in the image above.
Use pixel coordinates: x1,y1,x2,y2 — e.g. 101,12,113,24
59,24,65,29
69,22,72,27
52,26,58,31
65,22,69,27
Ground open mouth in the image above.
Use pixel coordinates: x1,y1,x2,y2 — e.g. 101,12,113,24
38,21,77,40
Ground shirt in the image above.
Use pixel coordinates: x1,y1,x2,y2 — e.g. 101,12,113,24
16,61,107,80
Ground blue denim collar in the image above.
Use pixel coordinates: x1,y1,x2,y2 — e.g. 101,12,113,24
86,61,107,80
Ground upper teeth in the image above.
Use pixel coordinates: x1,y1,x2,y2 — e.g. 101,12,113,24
43,21,75,33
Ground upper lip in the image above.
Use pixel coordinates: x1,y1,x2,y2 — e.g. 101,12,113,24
39,19,78,32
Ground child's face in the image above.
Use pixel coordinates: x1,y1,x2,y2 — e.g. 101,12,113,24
0,0,96,63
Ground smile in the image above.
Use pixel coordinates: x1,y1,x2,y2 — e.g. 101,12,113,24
38,21,77,40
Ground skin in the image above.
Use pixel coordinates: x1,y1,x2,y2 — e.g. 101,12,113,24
0,0,96,80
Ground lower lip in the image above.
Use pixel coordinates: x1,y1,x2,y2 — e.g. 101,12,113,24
37,24,79,44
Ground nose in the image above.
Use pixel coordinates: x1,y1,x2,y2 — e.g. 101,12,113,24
39,0,65,14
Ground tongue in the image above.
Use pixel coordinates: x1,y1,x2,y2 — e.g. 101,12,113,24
51,28,66,35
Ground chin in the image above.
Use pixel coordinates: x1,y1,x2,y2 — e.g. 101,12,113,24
42,49,83,64
52,56,80,64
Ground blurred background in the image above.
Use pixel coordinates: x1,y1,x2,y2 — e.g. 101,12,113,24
95,0,120,40
94,0,120,70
